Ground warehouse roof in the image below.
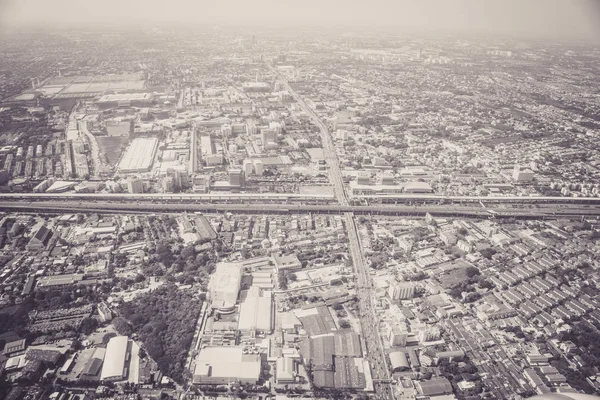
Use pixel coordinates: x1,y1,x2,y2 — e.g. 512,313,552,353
294,306,337,336
276,357,295,382
238,291,273,332
389,351,409,370
333,330,361,357
3,339,26,355
416,377,453,396
194,347,260,382
101,336,129,380
117,137,158,173
334,357,366,389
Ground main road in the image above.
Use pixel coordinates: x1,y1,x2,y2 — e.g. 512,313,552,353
267,62,348,206
269,62,395,400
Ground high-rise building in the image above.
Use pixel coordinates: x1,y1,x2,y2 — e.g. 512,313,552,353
192,174,209,193
387,323,409,346
243,159,254,176
127,177,144,194
167,168,188,192
337,129,349,140
221,124,232,140
513,165,534,182
161,176,175,193
246,122,257,135
0,169,10,186
269,121,282,134
279,91,292,102
229,168,245,187
388,281,415,300
253,160,264,176
381,171,395,185
357,171,371,185
419,327,441,343
262,128,277,148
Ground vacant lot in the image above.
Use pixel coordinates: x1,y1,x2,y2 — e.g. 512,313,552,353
97,136,128,166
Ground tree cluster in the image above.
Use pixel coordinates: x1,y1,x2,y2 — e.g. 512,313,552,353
117,284,204,383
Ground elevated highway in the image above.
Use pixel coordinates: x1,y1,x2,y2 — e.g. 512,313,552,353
0,197,599,219
2,192,600,205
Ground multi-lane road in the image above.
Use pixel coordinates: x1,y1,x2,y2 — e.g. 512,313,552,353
345,213,395,400
271,63,395,399
2,198,599,220
267,62,348,206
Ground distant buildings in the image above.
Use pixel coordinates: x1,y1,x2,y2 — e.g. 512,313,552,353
200,135,223,166
273,254,302,272
96,93,154,109
416,377,454,396
246,122,257,135
254,159,264,175
403,181,433,193
242,82,271,92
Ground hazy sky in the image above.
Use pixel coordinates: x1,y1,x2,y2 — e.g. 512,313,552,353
1,0,599,41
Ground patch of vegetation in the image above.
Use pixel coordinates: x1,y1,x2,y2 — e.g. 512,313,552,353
116,283,203,383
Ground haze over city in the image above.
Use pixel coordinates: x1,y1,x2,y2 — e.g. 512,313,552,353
1,0,600,41
1,1,600,400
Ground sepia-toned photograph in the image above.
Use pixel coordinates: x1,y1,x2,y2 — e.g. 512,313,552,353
0,1,599,400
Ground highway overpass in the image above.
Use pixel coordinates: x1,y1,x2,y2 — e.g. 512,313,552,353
1,200,598,220
2,192,600,205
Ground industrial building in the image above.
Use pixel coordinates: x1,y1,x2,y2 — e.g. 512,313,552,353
403,181,434,193
389,351,410,372
208,262,243,310
117,137,159,173
276,357,297,383
26,225,53,252
193,347,261,385
238,287,273,335
80,348,106,381
35,273,84,289
415,377,454,396
199,135,223,165
100,336,130,382
96,93,154,108
242,82,271,92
